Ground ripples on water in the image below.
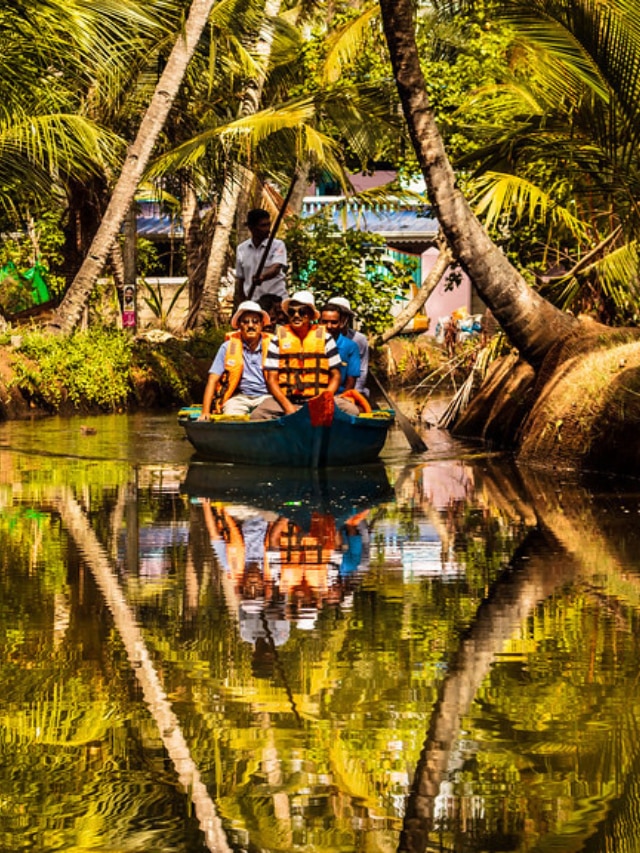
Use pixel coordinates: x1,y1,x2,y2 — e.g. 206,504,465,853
1,412,640,852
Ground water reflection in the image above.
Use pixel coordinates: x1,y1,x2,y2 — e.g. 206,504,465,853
181,463,393,679
3,413,640,852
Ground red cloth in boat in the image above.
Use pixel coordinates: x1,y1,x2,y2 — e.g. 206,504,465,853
307,390,335,426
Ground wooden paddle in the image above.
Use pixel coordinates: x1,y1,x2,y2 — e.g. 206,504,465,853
369,370,428,453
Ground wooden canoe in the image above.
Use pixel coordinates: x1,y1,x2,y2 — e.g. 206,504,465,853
178,401,394,467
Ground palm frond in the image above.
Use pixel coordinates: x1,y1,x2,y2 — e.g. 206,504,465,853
579,240,640,305
540,241,639,312
0,114,122,176
471,171,591,241
321,2,380,83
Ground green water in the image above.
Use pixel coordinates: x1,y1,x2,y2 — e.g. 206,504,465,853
1,412,640,852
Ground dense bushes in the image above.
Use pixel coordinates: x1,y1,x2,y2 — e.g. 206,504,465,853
2,327,216,414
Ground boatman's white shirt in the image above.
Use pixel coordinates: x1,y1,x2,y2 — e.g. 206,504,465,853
236,236,288,300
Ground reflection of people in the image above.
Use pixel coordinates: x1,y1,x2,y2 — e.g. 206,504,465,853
199,300,273,419
320,304,360,393
199,498,363,643
338,510,370,576
326,297,369,396
252,290,358,420
236,208,288,302
267,512,343,626
200,500,290,675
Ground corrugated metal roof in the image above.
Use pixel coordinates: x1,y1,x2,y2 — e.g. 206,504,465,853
134,200,439,243
301,201,438,240
136,213,184,239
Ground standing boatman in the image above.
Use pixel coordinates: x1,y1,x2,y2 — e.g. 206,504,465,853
236,208,288,303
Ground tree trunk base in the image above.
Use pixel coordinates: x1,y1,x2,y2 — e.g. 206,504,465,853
452,319,640,475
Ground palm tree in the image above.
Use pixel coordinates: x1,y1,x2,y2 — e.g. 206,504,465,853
192,0,285,327
49,0,219,335
0,0,167,216
455,0,640,323
150,0,408,328
377,0,577,367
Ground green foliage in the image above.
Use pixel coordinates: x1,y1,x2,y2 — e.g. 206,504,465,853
1,327,218,415
448,0,640,322
287,212,416,333
130,338,204,405
184,326,228,360
10,328,134,411
135,237,163,277
140,278,187,329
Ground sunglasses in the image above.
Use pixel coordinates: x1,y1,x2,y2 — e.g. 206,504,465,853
288,306,312,318
239,316,262,326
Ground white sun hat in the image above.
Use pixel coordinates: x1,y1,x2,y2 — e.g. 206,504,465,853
231,300,271,329
282,290,320,320
327,296,354,315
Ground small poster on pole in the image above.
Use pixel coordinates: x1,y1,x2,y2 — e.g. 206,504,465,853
122,285,137,329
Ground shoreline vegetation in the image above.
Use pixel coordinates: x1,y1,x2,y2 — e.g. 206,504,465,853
0,325,457,422
0,327,218,420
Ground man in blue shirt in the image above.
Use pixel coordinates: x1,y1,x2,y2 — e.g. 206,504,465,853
320,304,360,393
199,300,273,418
326,296,370,396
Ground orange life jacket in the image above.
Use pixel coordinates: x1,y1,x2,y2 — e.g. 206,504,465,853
214,506,272,593
277,514,337,595
276,325,330,399
338,388,372,413
215,331,271,412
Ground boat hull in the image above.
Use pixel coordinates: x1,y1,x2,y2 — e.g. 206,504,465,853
179,404,394,467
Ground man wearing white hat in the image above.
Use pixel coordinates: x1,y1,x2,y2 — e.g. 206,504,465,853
199,300,274,419
326,296,370,396
252,290,356,419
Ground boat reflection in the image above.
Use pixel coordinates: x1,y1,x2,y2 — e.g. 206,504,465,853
182,462,394,666
182,460,393,527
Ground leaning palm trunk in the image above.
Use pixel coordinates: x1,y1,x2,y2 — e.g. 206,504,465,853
193,0,282,329
181,175,207,313
192,164,251,327
377,237,452,344
49,0,218,336
57,490,232,853
378,0,576,367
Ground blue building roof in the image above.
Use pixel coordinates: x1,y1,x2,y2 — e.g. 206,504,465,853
301,200,439,242
135,200,439,245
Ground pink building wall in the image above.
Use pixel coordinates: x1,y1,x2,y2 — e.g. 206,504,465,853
420,246,473,334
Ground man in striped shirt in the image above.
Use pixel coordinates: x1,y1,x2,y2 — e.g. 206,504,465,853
252,290,358,419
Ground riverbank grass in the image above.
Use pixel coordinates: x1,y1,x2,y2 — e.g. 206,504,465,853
0,327,223,418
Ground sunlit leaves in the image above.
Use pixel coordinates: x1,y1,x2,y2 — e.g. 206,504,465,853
439,0,640,320
471,171,591,240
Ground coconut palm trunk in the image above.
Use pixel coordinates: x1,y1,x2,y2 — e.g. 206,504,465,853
49,0,218,336
378,0,576,367
192,0,282,329
56,490,232,853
